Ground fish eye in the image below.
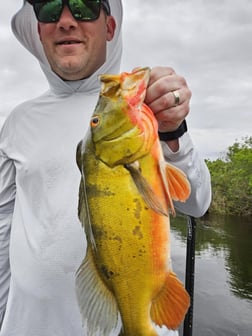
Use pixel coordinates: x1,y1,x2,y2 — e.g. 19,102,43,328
90,116,100,128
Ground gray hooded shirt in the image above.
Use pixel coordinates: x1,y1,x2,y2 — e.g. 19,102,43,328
0,1,210,335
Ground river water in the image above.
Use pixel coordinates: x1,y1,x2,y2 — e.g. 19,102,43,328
170,214,252,336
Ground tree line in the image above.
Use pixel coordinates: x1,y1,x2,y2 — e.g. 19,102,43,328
205,136,252,217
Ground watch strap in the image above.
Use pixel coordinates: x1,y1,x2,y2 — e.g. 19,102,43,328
158,120,187,141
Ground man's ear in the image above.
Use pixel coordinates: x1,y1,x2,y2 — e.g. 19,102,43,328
106,16,116,41
37,22,42,41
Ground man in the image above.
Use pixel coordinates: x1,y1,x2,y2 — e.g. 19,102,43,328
0,1,211,335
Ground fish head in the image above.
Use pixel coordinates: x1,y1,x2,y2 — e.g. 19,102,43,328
90,67,158,167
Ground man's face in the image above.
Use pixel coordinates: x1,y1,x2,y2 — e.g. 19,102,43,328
38,6,116,80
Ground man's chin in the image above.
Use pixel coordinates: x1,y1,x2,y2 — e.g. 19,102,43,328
52,61,87,80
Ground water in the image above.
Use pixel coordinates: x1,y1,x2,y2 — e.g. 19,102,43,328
170,214,252,336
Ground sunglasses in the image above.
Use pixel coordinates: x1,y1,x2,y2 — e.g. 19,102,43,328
27,0,111,23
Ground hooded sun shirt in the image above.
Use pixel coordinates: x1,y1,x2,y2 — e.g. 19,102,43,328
0,1,211,335
0,1,124,335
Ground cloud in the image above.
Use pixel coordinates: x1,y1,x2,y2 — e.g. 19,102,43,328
122,0,252,158
1,0,251,159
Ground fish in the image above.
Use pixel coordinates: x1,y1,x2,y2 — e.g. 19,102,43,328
76,67,191,336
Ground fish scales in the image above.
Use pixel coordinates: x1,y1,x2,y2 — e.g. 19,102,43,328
76,68,191,336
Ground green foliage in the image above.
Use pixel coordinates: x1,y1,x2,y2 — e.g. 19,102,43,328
206,136,252,216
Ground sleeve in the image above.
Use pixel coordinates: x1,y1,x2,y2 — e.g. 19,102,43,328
161,132,212,218
0,150,16,328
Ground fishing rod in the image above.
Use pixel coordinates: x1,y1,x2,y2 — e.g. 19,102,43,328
183,216,197,336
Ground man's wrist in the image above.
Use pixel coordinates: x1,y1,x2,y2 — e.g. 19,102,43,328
158,120,188,141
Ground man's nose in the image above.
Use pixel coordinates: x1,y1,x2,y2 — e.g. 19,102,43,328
57,6,78,30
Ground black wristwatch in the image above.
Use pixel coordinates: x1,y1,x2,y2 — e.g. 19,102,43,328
158,120,187,141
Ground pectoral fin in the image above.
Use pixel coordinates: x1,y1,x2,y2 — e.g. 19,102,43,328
151,271,190,330
125,161,168,217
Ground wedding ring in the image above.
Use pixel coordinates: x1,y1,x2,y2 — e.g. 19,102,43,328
172,90,180,106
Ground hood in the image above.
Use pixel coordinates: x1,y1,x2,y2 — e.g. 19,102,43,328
11,0,123,95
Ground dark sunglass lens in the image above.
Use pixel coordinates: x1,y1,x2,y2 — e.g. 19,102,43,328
34,0,63,23
69,0,101,21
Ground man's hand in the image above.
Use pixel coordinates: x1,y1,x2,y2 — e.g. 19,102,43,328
145,66,192,133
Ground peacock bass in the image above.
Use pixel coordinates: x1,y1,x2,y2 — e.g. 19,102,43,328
76,67,191,336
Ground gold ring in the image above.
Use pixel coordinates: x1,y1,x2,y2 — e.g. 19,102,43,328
172,90,180,106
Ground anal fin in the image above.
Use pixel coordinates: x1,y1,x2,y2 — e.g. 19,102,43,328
150,271,190,330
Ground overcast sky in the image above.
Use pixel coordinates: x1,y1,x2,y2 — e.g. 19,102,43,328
1,0,251,159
